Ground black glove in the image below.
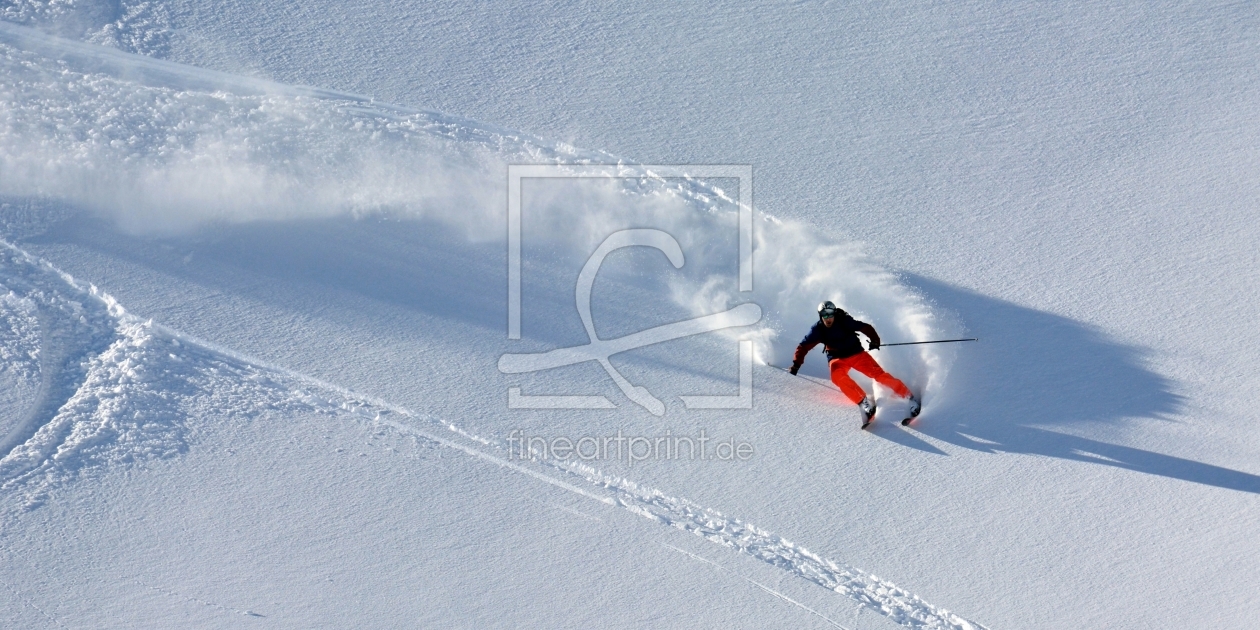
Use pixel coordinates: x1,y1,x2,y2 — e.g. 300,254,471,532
868,337,880,351
789,362,801,375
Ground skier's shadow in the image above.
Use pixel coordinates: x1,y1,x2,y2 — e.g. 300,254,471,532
897,275,1260,494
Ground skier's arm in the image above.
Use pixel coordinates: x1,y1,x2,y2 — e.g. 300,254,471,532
790,327,821,374
856,322,881,350
790,342,817,374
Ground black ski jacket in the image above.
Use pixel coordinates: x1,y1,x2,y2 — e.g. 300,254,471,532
792,311,880,364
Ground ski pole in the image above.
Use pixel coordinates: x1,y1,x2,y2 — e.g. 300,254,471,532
879,338,977,347
770,365,839,391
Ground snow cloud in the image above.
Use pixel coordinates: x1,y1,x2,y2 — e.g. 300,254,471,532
1,33,959,397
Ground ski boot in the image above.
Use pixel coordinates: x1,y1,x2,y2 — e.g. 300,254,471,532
901,394,921,426
858,396,877,429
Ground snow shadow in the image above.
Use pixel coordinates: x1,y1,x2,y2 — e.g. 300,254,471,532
902,275,1260,494
18,204,769,358
25,212,516,333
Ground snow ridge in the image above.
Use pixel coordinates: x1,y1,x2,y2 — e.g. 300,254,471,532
0,240,351,509
1,0,171,56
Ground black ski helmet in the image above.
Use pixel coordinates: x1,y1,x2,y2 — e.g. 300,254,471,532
817,301,838,320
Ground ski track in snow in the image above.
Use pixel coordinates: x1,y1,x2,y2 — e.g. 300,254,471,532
660,542,850,630
0,240,985,630
0,240,342,509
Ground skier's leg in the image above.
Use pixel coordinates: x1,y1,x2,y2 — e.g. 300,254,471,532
848,352,911,398
828,357,868,404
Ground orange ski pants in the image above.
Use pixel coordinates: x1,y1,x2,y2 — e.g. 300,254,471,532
829,352,911,404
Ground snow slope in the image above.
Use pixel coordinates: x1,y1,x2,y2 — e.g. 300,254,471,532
0,233,972,628
4,1,1260,628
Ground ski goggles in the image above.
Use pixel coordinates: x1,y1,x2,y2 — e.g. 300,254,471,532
819,307,836,319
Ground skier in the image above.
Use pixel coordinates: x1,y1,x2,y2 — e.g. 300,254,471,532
789,301,920,426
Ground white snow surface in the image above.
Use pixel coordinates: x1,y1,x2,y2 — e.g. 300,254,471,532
2,2,1259,628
